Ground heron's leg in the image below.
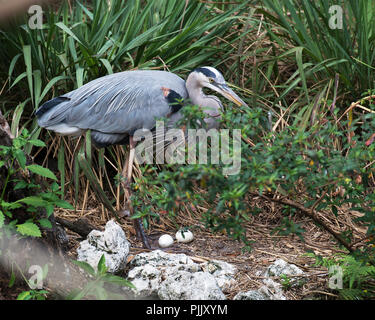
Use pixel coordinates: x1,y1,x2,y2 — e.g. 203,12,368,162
121,136,151,249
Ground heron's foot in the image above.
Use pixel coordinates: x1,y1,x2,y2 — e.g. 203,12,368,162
134,218,151,249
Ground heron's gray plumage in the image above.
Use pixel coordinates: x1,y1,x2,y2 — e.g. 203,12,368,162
36,67,247,147
37,70,187,146
36,66,248,249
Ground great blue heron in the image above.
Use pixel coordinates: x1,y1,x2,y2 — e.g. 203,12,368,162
36,66,247,248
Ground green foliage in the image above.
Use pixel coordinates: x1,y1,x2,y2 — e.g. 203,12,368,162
16,222,42,237
68,255,135,300
17,289,49,300
0,0,250,221
307,252,375,299
260,0,375,104
0,129,73,238
132,97,375,253
0,0,249,112
12,262,49,300
280,274,292,290
271,216,305,241
0,0,374,300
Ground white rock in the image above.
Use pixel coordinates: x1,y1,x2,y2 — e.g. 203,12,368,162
158,271,226,300
234,290,269,300
125,265,161,299
175,229,194,243
158,234,174,248
264,258,304,288
259,278,287,300
256,259,305,300
129,250,195,268
201,260,237,292
124,250,234,300
77,220,130,273
265,259,304,278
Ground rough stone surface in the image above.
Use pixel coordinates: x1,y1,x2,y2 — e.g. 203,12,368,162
125,264,161,299
264,258,304,290
254,259,306,300
124,250,235,300
77,220,130,273
234,290,269,300
129,250,195,268
158,271,227,300
259,278,287,300
201,260,237,292
265,259,304,278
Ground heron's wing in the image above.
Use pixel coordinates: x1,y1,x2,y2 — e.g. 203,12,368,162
37,70,188,136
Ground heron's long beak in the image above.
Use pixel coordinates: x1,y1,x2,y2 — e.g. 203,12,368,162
208,83,248,107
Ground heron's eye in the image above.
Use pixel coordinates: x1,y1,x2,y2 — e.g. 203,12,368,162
209,78,215,83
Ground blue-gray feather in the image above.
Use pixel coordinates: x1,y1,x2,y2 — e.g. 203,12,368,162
36,70,188,146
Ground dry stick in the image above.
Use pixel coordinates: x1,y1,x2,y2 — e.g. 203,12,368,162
259,194,354,253
55,216,96,238
311,191,327,212
336,95,375,123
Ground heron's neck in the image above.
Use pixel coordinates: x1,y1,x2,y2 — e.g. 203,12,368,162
186,73,207,106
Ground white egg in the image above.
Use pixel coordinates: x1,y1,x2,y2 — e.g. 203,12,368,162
158,234,174,248
175,229,194,243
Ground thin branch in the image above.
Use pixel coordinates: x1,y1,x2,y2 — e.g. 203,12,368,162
259,194,354,253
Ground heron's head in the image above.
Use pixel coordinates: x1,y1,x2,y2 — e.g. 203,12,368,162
190,66,248,107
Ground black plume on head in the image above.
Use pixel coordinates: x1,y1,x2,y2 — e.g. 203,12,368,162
194,67,216,79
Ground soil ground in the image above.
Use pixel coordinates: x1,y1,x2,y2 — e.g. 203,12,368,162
50,194,346,301
1,180,356,300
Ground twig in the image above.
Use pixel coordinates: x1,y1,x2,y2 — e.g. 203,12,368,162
259,194,354,253
55,216,97,238
337,95,375,123
311,191,327,211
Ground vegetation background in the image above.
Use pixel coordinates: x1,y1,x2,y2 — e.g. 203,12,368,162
0,0,375,300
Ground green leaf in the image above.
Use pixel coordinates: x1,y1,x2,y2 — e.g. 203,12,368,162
27,139,46,147
45,205,54,218
14,149,26,169
23,45,33,106
0,211,4,228
55,22,84,45
102,274,136,288
97,254,107,274
53,199,74,210
8,271,16,288
16,222,42,237
11,101,27,137
9,53,22,79
99,58,113,75
14,180,29,190
17,291,31,300
26,164,57,180
1,201,22,210
38,76,70,103
72,260,96,276
17,196,49,207
38,218,52,229
9,72,27,89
